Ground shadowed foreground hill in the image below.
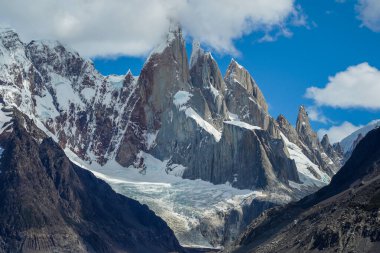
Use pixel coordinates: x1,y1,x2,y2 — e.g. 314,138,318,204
230,126,380,253
0,107,184,253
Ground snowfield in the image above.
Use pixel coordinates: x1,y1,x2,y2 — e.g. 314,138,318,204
65,149,291,248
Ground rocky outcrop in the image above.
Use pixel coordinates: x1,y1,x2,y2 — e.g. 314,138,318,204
229,127,380,253
0,106,184,253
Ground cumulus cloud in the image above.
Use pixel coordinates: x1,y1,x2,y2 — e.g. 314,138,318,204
305,62,380,109
306,106,330,124
0,0,300,57
356,0,380,32
318,121,362,143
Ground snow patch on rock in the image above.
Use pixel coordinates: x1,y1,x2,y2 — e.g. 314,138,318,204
224,120,262,131
281,133,331,188
185,107,221,142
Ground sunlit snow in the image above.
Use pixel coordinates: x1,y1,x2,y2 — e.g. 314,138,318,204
65,148,289,248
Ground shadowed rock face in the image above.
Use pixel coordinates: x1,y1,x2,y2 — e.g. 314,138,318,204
229,127,380,253
0,107,184,253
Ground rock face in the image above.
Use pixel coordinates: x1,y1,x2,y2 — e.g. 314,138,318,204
295,106,340,175
0,106,183,253
321,134,343,166
0,26,342,194
229,127,380,253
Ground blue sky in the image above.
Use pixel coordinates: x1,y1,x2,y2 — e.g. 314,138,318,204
92,0,380,142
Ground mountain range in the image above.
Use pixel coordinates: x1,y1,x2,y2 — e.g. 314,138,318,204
1,25,377,252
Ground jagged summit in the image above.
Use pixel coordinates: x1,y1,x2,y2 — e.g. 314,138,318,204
321,133,331,147
225,58,268,112
230,58,244,69
296,105,319,148
296,105,310,130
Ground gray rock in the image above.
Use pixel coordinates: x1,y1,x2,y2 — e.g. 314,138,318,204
224,59,269,129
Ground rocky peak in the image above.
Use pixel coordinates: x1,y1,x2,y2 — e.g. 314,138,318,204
276,114,299,143
295,106,341,175
189,41,227,122
0,27,24,52
123,69,135,87
296,105,310,131
26,40,96,85
189,41,226,93
333,142,344,155
224,59,268,112
321,134,331,149
296,105,319,148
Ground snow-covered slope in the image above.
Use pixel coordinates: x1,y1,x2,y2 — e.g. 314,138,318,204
65,148,292,248
280,133,330,191
340,119,380,153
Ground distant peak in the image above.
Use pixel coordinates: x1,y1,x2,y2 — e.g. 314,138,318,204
321,134,330,146
277,114,290,125
229,58,244,70
297,105,309,119
126,69,133,76
28,40,80,56
296,105,312,131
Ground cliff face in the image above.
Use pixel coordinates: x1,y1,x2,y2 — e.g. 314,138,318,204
0,106,183,253
230,127,380,253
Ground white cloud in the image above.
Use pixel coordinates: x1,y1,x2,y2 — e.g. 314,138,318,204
318,121,362,143
306,106,330,124
0,0,299,57
356,0,380,32
305,62,380,109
